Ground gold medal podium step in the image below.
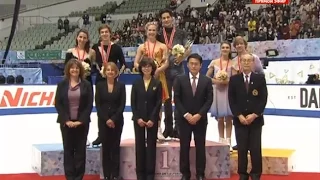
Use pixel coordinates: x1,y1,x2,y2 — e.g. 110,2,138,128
230,149,295,175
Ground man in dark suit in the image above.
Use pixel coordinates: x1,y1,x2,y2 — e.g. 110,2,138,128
174,53,213,180
228,54,268,180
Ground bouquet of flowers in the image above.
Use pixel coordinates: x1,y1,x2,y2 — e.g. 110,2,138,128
81,61,91,77
215,70,228,81
171,40,194,65
171,44,185,57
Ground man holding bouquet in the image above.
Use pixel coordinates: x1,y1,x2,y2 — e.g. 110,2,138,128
157,8,191,140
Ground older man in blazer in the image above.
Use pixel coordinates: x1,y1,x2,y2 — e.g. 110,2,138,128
228,53,268,180
174,53,213,180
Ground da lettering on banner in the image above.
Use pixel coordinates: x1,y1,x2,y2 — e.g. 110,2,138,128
300,87,319,109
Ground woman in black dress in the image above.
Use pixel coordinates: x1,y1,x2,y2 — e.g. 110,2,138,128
131,57,162,180
95,62,126,180
91,24,128,146
65,29,95,86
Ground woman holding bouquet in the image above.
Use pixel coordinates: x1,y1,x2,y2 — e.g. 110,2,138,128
206,42,237,151
95,62,126,180
65,29,96,86
134,22,169,141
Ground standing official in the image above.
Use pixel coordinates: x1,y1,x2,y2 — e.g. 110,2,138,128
131,57,163,180
228,54,268,180
174,53,213,180
55,59,93,180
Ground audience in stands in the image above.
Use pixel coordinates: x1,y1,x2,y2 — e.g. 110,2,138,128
63,17,70,34
54,0,320,47
82,11,90,26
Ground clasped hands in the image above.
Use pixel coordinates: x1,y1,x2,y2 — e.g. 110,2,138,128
185,113,201,125
106,119,115,128
65,121,82,128
239,114,258,125
137,119,154,128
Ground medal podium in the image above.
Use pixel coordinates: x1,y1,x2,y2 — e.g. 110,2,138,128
99,139,231,180
32,139,231,179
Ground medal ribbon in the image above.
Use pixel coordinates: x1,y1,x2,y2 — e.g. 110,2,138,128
76,48,86,61
147,41,156,59
100,42,112,64
163,27,176,49
220,58,230,71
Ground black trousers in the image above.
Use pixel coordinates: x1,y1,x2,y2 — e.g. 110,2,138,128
60,123,89,180
134,120,158,180
100,120,123,178
163,77,179,130
179,120,207,178
235,125,262,177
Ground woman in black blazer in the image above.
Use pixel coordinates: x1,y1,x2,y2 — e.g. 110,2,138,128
54,59,93,180
131,57,162,180
95,62,126,180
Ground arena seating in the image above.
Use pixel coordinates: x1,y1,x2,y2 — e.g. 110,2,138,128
45,21,125,50
0,4,27,18
69,1,118,17
1,0,320,51
0,23,78,50
114,0,170,14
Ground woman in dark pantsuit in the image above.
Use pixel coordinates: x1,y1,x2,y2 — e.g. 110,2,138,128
131,57,163,180
95,62,126,180
54,59,93,180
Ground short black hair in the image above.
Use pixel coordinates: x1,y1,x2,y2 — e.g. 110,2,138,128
187,53,203,64
138,57,157,76
159,8,173,18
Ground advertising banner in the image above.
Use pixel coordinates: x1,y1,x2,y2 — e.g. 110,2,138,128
0,85,318,117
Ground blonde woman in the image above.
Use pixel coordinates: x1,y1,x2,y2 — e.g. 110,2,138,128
134,22,169,141
95,62,126,180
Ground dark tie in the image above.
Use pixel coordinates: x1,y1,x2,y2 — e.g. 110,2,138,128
192,76,197,96
245,75,249,92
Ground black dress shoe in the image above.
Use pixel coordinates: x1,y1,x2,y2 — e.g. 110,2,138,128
239,174,249,180
92,136,101,146
250,174,261,180
196,175,205,180
181,175,190,180
232,145,238,150
110,176,119,180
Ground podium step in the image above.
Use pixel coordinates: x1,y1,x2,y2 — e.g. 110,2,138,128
31,139,231,179
31,144,101,176
99,139,231,180
230,148,295,175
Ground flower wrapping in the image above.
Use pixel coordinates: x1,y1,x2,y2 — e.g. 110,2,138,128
171,44,185,57
81,61,91,77
215,70,228,81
